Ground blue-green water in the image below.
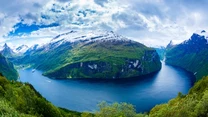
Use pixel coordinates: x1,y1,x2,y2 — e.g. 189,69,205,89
19,62,195,112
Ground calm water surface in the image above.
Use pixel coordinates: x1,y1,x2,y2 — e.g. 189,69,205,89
19,62,195,112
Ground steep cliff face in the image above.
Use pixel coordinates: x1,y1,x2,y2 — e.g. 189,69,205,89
166,31,208,81
44,49,161,79
14,31,161,79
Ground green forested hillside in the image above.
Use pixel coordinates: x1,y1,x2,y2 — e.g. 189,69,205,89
0,73,81,117
0,54,18,80
43,40,161,79
166,33,208,81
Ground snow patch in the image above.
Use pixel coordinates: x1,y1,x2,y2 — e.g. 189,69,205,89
88,65,94,69
88,64,98,70
137,64,142,69
194,72,197,75
14,45,29,53
133,60,139,67
94,64,97,69
121,69,124,72
50,30,130,47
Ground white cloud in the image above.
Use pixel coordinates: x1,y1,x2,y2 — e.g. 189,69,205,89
0,0,51,43
0,15,19,37
1,0,208,46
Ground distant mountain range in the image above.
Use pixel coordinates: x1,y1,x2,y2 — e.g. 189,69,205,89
166,30,208,80
15,45,29,53
0,44,29,57
10,30,161,79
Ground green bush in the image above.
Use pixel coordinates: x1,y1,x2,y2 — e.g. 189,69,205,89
0,75,81,117
95,101,148,117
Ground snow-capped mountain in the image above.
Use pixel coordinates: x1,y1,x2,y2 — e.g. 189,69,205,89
181,30,208,45
0,43,15,57
12,30,161,79
51,30,129,43
24,44,41,55
23,30,133,53
15,30,133,56
15,45,29,53
49,30,130,48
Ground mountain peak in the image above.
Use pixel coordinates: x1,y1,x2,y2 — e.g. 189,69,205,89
178,31,208,50
0,43,15,57
187,30,208,45
3,43,8,48
194,30,208,38
166,40,175,48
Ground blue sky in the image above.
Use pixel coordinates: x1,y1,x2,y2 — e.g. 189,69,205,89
0,0,207,47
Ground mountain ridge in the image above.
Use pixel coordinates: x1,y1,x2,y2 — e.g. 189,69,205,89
166,30,208,81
